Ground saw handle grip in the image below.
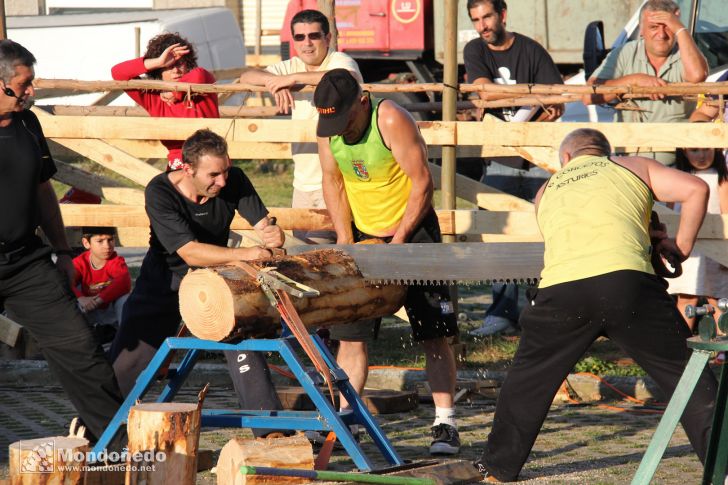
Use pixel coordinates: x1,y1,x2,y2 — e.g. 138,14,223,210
649,211,682,279
265,216,286,257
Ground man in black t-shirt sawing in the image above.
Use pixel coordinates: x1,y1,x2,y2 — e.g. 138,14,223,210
109,129,289,437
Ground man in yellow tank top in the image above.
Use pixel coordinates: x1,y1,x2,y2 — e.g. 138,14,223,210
314,69,461,455
475,128,718,482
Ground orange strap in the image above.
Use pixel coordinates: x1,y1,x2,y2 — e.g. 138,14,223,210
231,261,336,404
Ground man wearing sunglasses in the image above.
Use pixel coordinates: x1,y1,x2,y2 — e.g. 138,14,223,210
239,9,362,244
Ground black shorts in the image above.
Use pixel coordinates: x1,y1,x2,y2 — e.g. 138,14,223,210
328,210,459,342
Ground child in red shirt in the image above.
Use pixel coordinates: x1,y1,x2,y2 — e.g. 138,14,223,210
73,227,131,336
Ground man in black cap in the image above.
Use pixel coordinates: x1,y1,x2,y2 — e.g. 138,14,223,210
0,39,125,447
314,68,461,455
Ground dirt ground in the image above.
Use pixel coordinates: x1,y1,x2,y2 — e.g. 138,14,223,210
0,384,705,484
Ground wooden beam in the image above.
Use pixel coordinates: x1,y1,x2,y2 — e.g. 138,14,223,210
57,205,728,240
52,159,126,197
38,116,728,149
102,187,145,205
34,108,162,186
429,162,534,211
461,122,728,149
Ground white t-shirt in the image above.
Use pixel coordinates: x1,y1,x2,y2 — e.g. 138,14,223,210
266,51,362,192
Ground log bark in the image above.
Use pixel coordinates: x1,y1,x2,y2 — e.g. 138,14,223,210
216,434,313,485
9,436,88,485
179,249,407,342
125,402,202,485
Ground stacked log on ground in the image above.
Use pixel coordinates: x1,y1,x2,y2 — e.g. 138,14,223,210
9,436,88,485
216,434,313,485
179,249,407,342
125,402,202,485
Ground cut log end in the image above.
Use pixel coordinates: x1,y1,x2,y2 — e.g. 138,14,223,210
180,268,237,341
9,436,89,484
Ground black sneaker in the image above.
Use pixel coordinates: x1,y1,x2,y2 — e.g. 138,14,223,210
429,423,460,455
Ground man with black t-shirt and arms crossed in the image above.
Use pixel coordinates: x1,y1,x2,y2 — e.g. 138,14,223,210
110,129,288,437
464,0,564,337
0,39,125,447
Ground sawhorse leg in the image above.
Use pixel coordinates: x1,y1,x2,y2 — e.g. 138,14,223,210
631,349,711,485
92,340,188,455
308,335,403,467
702,361,728,484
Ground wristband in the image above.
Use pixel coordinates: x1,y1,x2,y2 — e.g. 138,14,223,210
674,27,687,36
55,249,73,257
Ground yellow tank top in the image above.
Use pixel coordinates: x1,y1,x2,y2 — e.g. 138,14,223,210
329,99,412,237
537,155,654,288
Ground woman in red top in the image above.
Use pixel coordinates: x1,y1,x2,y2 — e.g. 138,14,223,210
112,33,219,170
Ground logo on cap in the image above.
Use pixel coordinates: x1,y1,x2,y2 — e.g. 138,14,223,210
317,107,336,115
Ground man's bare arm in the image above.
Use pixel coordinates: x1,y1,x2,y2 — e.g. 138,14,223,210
318,137,355,244
177,240,274,267
378,101,433,244
620,156,708,257
689,101,719,122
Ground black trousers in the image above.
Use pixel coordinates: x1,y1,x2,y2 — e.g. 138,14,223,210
110,250,285,437
481,270,717,482
0,246,124,443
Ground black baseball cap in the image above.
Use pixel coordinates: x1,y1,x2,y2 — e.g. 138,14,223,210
314,68,361,137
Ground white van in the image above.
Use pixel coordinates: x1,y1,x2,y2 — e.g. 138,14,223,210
562,0,728,122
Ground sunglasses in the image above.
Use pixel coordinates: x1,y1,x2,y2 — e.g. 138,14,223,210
293,32,324,42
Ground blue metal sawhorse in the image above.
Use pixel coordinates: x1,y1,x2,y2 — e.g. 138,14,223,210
91,335,404,471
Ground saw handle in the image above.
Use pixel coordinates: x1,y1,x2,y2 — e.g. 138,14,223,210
650,211,682,279
266,216,287,257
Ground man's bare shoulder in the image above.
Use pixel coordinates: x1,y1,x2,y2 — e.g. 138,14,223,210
377,99,415,128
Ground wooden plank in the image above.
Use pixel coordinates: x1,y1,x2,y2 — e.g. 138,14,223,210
276,386,418,415
36,115,728,149
458,121,728,149
39,116,457,145
102,187,145,205
389,459,481,485
34,108,162,186
429,162,534,211
57,138,161,187
57,205,728,239
0,314,22,347
102,139,293,160
52,159,126,197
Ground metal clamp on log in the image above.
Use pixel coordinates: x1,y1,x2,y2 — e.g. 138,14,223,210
257,268,319,305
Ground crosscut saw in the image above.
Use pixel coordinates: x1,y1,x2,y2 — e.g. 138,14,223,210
288,242,544,285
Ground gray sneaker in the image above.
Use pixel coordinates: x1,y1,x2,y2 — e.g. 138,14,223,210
429,423,460,455
469,316,515,337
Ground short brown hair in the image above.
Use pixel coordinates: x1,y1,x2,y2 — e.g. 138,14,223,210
143,32,197,80
182,129,228,168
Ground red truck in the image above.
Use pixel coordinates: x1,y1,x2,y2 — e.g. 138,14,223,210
280,0,437,83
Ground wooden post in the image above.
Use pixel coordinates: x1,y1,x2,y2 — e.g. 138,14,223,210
9,436,89,484
216,434,313,485
0,0,6,41
125,390,206,485
317,0,338,51
134,27,141,58
255,0,262,58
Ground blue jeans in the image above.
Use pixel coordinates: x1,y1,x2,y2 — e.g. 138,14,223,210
482,160,549,323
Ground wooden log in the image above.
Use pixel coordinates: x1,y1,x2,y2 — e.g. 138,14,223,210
125,402,202,485
216,434,313,485
179,249,407,342
9,436,88,484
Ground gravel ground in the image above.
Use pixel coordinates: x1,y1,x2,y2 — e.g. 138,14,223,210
0,384,704,484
